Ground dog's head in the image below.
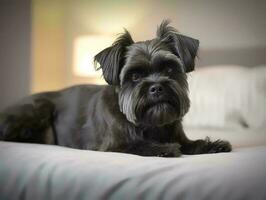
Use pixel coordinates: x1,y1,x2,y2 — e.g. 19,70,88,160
94,20,199,127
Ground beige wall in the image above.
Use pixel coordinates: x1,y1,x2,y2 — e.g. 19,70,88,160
31,0,67,93
62,0,266,49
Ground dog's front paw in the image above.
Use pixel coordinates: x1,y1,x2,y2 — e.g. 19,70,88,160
181,138,232,155
157,143,181,157
207,139,232,153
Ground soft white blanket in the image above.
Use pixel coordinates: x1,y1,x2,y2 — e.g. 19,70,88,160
0,140,266,200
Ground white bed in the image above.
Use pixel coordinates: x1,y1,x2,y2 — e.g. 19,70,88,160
0,139,265,200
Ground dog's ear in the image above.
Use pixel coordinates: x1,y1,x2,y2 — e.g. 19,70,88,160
94,30,134,85
157,20,199,72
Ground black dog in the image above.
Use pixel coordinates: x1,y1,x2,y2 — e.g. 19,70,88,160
0,21,231,157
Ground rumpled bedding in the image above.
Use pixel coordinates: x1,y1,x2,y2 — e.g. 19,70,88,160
1,140,266,200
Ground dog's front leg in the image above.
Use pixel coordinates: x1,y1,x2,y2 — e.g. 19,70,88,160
118,141,181,157
180,137,232,155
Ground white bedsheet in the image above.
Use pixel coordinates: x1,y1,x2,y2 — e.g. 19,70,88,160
0,140,266,200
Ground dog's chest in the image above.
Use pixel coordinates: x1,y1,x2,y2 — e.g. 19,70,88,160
141,125,176,143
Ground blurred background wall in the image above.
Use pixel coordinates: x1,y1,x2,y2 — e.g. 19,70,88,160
0,0,266,110
0,0,31,110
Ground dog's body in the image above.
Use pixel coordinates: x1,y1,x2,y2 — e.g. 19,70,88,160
0,21,232,156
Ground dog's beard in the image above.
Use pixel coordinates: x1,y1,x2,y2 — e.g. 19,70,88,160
118,79,190,127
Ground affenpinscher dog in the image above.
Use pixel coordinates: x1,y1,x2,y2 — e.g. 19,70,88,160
0,21,231,157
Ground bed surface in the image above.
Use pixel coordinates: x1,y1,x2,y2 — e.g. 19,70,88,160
1,140,266,200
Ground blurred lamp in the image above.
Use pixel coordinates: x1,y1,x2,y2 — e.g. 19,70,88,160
73,35,115,77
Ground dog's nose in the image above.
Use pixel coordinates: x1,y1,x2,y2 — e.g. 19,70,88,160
149,84,164,96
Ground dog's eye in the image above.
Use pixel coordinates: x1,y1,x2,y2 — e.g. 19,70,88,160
132,73,142,82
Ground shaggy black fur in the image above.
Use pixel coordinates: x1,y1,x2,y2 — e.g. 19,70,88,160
0,21,231,157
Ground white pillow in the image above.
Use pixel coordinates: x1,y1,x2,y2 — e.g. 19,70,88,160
183,65,266,129
243,66,266,128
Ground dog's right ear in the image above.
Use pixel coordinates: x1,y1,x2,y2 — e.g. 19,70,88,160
94,30,134,85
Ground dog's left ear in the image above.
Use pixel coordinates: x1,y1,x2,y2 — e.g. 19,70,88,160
157,20,199,72
94,30,134,85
